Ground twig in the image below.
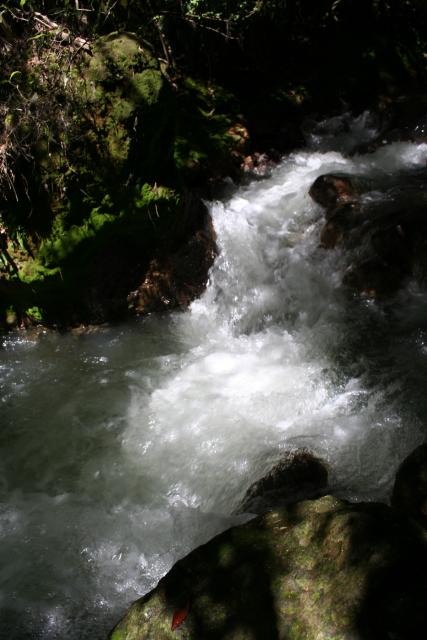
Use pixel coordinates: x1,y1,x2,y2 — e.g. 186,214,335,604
33,11,91,52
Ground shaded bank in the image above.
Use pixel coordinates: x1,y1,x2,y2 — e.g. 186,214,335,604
1,2,427,328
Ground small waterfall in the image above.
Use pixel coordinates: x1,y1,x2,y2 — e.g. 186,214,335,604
1,120,427,638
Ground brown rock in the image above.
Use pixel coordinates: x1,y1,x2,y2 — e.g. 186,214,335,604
242,152,277,177
319,201,361,248
239,450,328,514
128,215,217,314
320,220,343,249
309,173,361,210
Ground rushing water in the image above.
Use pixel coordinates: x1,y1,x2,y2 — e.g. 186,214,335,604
1,116,427,638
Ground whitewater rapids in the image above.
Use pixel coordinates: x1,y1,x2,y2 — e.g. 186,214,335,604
1,118,427,638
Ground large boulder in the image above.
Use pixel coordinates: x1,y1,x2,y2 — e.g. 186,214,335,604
127,203,217,314
0,32,195,326
0,27,250,327
2,32,176,242
109,496,427,640
310,170,427,297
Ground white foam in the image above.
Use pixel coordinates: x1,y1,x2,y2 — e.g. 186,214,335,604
1,127,427,638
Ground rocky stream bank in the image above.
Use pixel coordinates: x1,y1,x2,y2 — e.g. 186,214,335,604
110,445,427,640
2,8,427,640
105,99,427,638
1,1,426,332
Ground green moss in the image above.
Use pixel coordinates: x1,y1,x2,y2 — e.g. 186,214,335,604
218,542,236,567
132,69,164,106
105,120,131,165
88,33,145,83
5,305,17,326
110,97,134,122
25,306,44,321
18,261,61,284
174,77,241,181
0,34,234,326
0,181,183,326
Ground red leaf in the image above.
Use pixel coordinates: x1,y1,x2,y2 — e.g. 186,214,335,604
171,603,190,630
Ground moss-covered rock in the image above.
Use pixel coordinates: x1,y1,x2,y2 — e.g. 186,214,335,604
109,496,427,639
0,32,184,326
0,29,254,327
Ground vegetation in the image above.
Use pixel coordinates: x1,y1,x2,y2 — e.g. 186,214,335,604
0,1,426,328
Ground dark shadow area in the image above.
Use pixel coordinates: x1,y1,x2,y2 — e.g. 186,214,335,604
138,516,289,639
349,503,427,639
113,496,427,639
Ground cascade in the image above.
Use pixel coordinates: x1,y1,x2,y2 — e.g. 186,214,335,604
1,116,427,638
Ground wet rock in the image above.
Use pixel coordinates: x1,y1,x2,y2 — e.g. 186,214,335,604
309,173,362,210
310,174,370,251
392,443,427,530
343,258,406,299
319,202,362,249
127,209,217,314
242,152,278,178
109,496,427,640
311,170,427,297
370,224,410,263
239,450,328,514
319,219,344,249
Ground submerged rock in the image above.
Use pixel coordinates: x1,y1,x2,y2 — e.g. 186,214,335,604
392,443,427,530
239,450,328,514
109,496,427,640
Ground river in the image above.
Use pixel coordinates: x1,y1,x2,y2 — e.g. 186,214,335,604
1,113,427,638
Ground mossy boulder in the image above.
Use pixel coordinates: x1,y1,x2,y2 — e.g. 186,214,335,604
0,32,184,326
109,496,427,640
38,31,176,235
0,30,251,327
81,33,175,183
